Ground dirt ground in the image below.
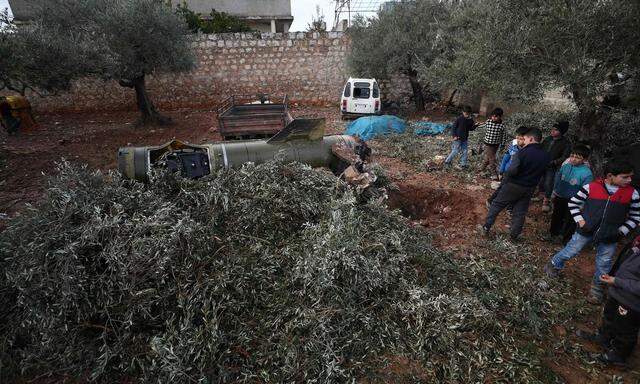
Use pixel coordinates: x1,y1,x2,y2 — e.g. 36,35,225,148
1,105,639,382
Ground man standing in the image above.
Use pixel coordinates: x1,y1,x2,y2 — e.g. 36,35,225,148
482,127,551,241
539,121,572,212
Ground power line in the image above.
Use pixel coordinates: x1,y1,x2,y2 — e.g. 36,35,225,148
333,0,397,30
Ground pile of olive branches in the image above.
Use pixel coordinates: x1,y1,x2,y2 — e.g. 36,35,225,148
1,159,560,383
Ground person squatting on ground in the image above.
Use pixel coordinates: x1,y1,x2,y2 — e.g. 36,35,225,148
482,127,550,241
547,144,594,244
576,235,640,366
544,161,640,304
486,126,529,208
477,107,506,179
539,121,572,212
444,105,476,168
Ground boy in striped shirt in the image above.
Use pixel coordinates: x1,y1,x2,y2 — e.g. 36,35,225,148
545,161,640,304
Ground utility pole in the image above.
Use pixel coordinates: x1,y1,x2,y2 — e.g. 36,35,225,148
333,0,350,31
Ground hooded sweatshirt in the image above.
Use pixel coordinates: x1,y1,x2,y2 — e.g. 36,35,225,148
553,162,593,199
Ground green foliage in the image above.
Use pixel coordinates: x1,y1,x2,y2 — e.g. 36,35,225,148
0,10,102,95
0,159,571,382
347,1,451,110
439,0,640,111
348,1,449,80
176,4,252,34
0,1,195,98
306,5,326,33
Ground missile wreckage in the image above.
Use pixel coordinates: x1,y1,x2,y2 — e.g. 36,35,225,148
117,118,370,183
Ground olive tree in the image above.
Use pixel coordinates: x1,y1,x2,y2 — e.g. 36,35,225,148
347,1,451,111
0,9,101,96
1,0,196,125
439,0,640,154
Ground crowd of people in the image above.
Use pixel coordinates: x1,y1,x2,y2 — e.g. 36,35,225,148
443,106,640,367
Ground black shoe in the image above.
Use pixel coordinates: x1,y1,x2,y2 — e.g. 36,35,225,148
576,330,610,349
478,224,492,238
595,350,627,367
509,234,522,243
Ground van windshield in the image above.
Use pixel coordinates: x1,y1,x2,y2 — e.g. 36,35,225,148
353,82,371,99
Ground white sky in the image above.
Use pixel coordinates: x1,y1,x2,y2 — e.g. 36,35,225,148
0,0,372,31
0,0,11,17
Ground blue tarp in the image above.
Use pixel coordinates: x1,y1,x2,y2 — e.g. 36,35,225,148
413,121,452,136
345,115,406,141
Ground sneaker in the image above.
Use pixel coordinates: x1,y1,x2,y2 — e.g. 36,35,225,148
542,204,552,213
544,261,562,279
576,330,610,349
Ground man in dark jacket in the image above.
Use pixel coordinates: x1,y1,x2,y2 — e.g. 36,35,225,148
540,121,572,212
545,161,640,304
482,127,551,241
576,235,640,366
444,105,476,168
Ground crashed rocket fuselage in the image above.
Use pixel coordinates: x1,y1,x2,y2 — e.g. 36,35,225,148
117,118,357,182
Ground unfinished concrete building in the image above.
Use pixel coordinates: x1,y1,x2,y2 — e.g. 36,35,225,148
7,0,294,33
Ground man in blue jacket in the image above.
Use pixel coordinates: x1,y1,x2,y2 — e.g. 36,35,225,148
482,127,551,241
577,235,640,366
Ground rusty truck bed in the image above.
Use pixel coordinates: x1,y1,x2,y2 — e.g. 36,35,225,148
215,95,292,140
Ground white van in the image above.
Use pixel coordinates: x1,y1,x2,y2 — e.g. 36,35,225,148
340,78,381,118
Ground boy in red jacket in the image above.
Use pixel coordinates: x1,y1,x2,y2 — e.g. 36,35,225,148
545,161,640,304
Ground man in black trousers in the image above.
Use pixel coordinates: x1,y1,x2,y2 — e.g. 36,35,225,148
482,127,551,241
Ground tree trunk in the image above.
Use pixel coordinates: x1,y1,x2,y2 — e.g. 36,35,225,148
406,69,425,112
120,75,171,126
445,88,458,106
572,87,606,175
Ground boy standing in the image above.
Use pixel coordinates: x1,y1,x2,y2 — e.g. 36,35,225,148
482,127,550,241
576,235,640,366
540,121,572,212
548,144,593,244
486,126,529,207
444,105,476,168
478,108,506,178
498,126,530,177
545,161,640,304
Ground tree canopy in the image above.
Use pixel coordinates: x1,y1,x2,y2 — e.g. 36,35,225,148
443,1,640,123
176,4,252,34
0,0,196,125
348,0,640,157
347,1,451,111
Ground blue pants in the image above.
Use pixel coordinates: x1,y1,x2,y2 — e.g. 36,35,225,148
551,232,617,285
445,140,468,166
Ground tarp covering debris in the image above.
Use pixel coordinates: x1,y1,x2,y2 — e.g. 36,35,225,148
345,115,406,141
413,121,452,136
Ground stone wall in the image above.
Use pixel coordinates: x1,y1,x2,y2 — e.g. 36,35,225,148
19,32,351,113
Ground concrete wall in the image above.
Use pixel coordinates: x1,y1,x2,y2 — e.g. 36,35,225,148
19,32,350,113
171,0,292,17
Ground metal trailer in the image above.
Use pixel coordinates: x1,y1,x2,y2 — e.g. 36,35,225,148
215,94,293,140
118,118,357,182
